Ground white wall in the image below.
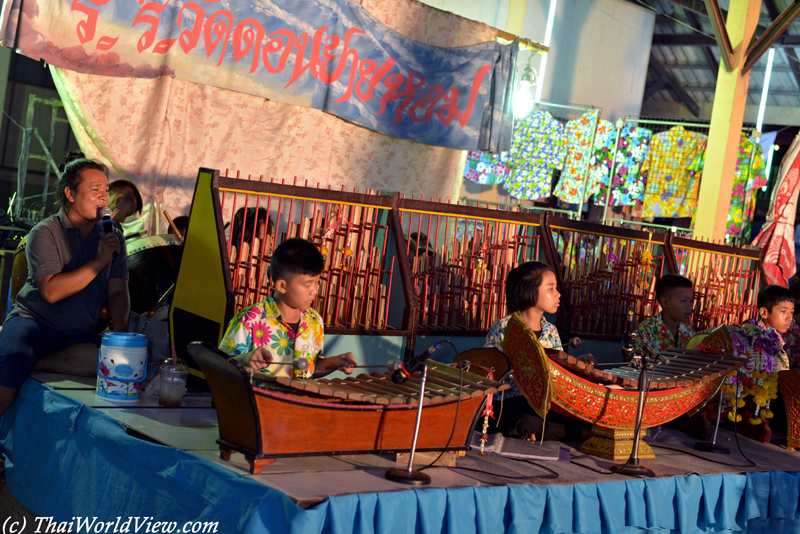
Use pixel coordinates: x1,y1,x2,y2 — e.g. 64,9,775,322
419,0,653,123
527,0,653,122
419,0,654,206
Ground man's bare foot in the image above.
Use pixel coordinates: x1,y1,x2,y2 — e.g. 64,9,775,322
521,432,537,443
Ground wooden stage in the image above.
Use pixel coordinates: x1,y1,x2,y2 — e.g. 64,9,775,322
2,372,800,533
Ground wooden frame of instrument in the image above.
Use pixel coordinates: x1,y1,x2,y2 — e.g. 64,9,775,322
503,314,745,460
188,342,504,474
171,169,764,355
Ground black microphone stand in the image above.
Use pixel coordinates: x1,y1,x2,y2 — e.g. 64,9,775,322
694,388,730,454
611,335,656,478
385,364,432,486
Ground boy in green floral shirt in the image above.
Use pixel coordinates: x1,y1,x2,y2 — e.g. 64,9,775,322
219,238,355,379
636,274,696,356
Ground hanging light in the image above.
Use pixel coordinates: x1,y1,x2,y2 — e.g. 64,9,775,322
520,62,535,87
514,55,537,118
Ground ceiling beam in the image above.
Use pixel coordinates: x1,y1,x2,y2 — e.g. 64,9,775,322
665,61,793,72
762,0,800,95
653,33,800,46
649,55,701,116
685,10,719,75
744,0,800,73
702,0,734,70
681,84,800,97
643,77,669,101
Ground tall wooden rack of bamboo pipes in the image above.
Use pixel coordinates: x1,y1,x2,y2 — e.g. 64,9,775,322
170,168,763,374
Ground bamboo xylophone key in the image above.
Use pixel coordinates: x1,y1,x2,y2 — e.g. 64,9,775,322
327,378,401,405
313,378,369,403
398,373,469,401
366,371,432,397
331,377,405,405
354,374,424,405
425,367,500,396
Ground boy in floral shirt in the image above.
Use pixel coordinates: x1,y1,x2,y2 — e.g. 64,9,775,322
742,284,794,372
636,274,696,356
783,282,800,370
219,238,355,379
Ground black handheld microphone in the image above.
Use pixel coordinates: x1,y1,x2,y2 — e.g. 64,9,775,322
99,207,114,234
98,207,118,258
392,341,446,384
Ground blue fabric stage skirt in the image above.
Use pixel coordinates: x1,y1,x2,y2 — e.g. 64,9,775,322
2,380,799,534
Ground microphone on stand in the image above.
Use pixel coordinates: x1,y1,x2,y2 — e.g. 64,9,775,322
392,341,446,384
621,310,637,363
385,340,450,487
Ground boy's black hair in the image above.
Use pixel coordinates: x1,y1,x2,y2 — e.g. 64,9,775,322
789,281,800,304
505,261,555,314
757,284,794,311
655,274,693,301
231,207,273,249
270,238,324,282
170,216,189,234
110,179,144,214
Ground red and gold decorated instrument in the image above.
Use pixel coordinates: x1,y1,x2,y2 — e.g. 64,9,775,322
503,314,746,460
779,370,800,451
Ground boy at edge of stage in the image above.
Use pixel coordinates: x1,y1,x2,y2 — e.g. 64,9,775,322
219,237,355,379
635,274,696,356
743,284,794,373
783,282,800,370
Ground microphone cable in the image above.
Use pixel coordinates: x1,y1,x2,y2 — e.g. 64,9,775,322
446,462,560,483
419,340,463,472
730,383,758,467
644,385,756,468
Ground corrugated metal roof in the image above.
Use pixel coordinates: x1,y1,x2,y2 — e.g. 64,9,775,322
643,0,800,116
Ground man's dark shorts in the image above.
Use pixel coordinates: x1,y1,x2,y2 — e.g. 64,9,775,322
0,315,101,388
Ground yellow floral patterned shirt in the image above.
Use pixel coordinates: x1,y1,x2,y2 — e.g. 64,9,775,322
219,296,325,379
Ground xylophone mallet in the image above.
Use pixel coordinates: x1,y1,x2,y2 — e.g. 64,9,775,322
263,359,403,372
258,358,310,372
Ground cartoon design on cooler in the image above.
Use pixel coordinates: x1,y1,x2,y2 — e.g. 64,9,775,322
96,333,149,402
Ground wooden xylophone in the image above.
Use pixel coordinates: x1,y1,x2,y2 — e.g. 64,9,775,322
545,346,745,390
188,342,508,474
504,313,746,461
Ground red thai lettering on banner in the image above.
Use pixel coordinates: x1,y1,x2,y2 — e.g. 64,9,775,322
436,64,491,127
324,28,363,101
70,0,111,45
353,58,395,102
233,18,265,74
203,10,233,66
286,26,328,88
320,27,360,82
262,29,295,74
133,0,171,53
96,36,119,50
152,38,176,54
178,2,205,55
408,85,443,123
378,71,427,124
